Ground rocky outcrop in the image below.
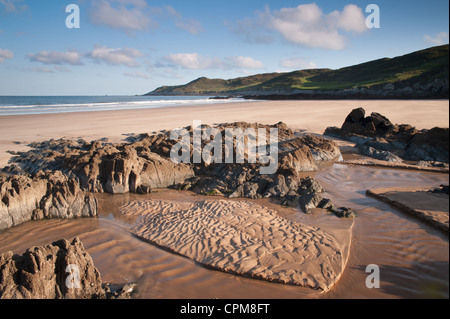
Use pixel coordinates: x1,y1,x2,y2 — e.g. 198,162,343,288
0,237,135,299
9,138,195,195
325,108,449,164
0,172,97,231
2,121,350,229
405,127,449,163
279,134,341,162
430,184,449,195
356,144,403,163
278,146,317,174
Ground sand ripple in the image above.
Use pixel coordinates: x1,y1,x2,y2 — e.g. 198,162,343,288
124,199,345,291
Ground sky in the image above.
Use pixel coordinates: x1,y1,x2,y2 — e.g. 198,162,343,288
0,0,448,95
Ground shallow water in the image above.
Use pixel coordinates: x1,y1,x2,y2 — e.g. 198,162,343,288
315,164,449,299
0,164,448,299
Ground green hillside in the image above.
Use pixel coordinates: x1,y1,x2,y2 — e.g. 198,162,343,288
149,72,283,95
300,44,449,90
145,44,449,95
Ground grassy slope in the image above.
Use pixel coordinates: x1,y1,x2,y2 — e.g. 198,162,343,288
299,44,449,90
146,45,449,95
150,73,283,95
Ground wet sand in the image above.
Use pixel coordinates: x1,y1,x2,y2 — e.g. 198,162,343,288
0,165,447,299
315,165,449,299
366,187,449,234
125,199,350,291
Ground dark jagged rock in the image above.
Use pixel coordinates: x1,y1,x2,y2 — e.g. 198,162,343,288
340,109,394,137
299,192,324,214
430,184,450,195
405,127,449,163
317,198,335,210
298,176,325,195
331,207,357,218
325,108,449,164
344,107,365,124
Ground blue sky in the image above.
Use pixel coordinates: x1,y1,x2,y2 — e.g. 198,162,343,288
0,0,448,95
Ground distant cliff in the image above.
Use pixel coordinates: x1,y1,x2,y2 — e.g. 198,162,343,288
144,44,449,99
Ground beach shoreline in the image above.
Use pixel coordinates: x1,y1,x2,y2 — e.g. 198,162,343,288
0,99,448,299
1,99,448,168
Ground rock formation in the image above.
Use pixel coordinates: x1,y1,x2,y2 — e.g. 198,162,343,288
325,108,449,164
0,172,97,230
1,121,352,231
0,237,135,299
9,137,194,194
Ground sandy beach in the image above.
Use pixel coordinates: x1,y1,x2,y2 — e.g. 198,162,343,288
1,100,448,168
0,99,448,299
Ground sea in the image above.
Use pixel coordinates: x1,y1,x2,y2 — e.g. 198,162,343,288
0,96,251,116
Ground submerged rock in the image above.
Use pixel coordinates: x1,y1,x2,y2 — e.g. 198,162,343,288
357,144,403,163
430,184,450,195
331,207,357,219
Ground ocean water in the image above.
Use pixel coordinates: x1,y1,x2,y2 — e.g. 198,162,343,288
0,96,250,116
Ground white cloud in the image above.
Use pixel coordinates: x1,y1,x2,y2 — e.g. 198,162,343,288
87,46,144,67
89,0,154,33
88,1,203,36
0,0,28,13
225,56,264,69
164,53,219,69
330,4,367,34
0,48,14,63
279,57,317,70
233,3,368,50
166,5,203,35
424,32,449,46
124,71,150,79
27,50,83,65
163,53,264,70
